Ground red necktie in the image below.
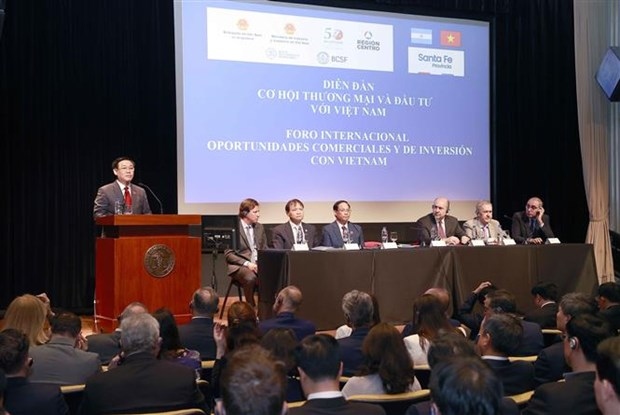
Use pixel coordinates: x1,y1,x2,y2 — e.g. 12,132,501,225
124,186,132,207
438,220,446,239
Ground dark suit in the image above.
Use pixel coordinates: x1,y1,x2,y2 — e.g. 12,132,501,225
258,312,316,341
456,292,484,339
599,304,620,333
406,397,519,415
29,336,101,385
511,212,554,244
4,377,69,415
225,220,267,306
524,302,558,329
533,342,569,385
79,351,207,415
178,317,216,360
416,213,466,244
321,221,364,248
271,222,320,249
482,357,535,395
338,327,370,376
86,330,121,364
93,181,152,219
516,320,545,357
523,371,599,415
289,396,386,415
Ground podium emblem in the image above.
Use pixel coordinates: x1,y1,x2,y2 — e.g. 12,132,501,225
144,244,175,278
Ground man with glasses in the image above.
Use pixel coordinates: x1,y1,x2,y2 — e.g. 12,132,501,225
321,200,364,248
511,197,555,244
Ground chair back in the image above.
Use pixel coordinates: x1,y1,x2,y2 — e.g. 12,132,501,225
347,389,431,415
60,384,85,415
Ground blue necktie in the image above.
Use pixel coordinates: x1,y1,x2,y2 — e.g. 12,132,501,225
529,219,536,233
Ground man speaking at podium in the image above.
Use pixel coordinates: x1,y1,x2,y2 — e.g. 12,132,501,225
93,157,152,219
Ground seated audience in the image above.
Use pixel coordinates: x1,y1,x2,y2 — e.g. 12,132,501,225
336,290,375,376
152,308,201,373
523,314,614,415
401,287,461,338
511,197,555,244
416,197,469,246
335,294,380,340
533,292,597,385
79,313,207,414
271,199,320,249
289,334,385,415
2,294,51,346
484,289,544,356
178,286,218,360
0,328,69,415
342,322,420,397
260,328,304,402
217,344,287,415
595,336,620,415
456,281,497,339
403,294,460,366
524,282,559,329
259,285,316,341
29,311,100,385
477,314,535,395
87,301,148,364
597,282,620,333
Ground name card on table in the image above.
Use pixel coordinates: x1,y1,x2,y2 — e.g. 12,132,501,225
344,243,360,250
546,238,561,244
292,243,309,251
470,239,485,247
382,242,398,250
430,240,447,247
502,238,516,246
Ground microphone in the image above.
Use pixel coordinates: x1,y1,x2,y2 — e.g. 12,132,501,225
138,182,163,214
503,214,513,222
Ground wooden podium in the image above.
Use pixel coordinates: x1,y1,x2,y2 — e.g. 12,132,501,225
94,214,201,332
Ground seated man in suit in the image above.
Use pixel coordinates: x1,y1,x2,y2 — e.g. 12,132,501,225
79,313,207,414
337,290,375,376
533,292,597,386
484,289,544,356
595,336,620,415
87,301,148,364
178,287,218,360
596,282,620,333
477,313,535,395
462,200,504,243
524,282,559,329
93,156,152,218
401,287,462,338
217,344,286,415
259,285,316,341
271,199,320,249
289,334,385,415
0,329,69,415
29,311,101,385
524,314,614,415
416,197,469,245
511,197,555,244
321,200,364,248
456,281,497,340
225,198,268,308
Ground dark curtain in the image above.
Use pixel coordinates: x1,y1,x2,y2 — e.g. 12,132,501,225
0,0,587,312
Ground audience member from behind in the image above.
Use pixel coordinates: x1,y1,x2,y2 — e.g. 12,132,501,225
2,294,51,346
477,314,535,395
259,285,316,341
152,308,201,373
289,334,385,415
402,287,461,338
524,282,559,329
178,286,218,360
29,311,100,385
523,314,614,415
533,292,597,385
429,357,504,415
79,313,207,415
271,199,320,249
597,282,620,333
321,200,365,248
217,344,287,415
416,197,469,246
595,336,620,415
260,328,304,403
456,281,497,339
342,322,421,398
403,294,460,366
335,294,380,340
225,198,267,307
511,196,555,244
462,200,504,243
0,329,68,415
484,289,544,356
337,290,375,376
87,301,148,364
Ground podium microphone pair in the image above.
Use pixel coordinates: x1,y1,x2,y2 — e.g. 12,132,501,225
138,182,164,214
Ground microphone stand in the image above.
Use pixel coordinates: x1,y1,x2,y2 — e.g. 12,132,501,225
138,182,164,214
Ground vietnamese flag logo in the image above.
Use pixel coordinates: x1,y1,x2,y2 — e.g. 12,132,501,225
440,30,461,47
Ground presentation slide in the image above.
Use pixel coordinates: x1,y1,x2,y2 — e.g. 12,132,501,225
174,0,490,223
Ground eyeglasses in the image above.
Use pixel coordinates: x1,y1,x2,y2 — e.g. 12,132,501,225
338,209,351,213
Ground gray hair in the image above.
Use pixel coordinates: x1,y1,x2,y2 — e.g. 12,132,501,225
559,292,596,318
118,301,148,322
120,313,160,355
475,200,492,215
342,290,373,328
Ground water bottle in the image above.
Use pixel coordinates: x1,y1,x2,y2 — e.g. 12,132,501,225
381,227,389,243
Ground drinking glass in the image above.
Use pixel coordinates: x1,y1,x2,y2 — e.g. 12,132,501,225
389,231,398,243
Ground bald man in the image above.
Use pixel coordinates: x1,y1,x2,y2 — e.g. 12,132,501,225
258,285,316,341
511,196,555,244
416,197,469,245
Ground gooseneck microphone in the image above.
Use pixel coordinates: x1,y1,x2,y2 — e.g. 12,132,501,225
138,182,164,214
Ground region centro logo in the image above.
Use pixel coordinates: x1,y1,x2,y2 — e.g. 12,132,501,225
284,23,296,35
236,19,249,31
